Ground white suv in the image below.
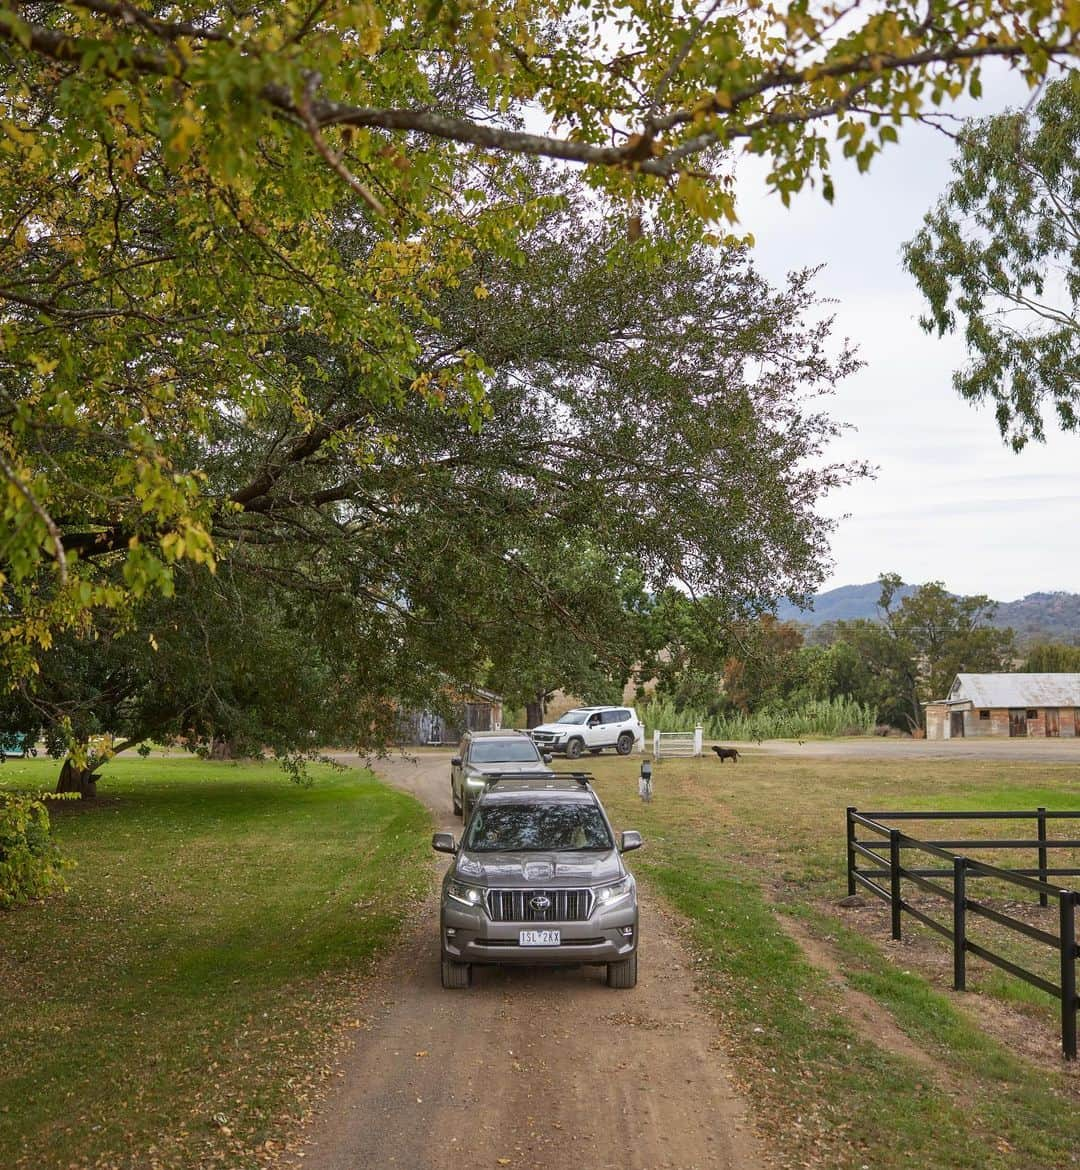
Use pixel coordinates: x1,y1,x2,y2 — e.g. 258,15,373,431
530,707,644,759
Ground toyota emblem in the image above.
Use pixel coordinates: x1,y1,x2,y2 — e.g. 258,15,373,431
530,895,551,911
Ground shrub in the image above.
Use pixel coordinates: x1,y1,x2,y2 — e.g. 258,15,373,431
0,791,73,908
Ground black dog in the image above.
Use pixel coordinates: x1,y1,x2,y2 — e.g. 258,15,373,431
711,746,739,763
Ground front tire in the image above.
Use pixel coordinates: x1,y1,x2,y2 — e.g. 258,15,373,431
441,956,472,989
606,950,638,988
565,737,584,760
615,732,634,755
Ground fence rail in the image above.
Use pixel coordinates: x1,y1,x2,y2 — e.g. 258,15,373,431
845,807,1080,1059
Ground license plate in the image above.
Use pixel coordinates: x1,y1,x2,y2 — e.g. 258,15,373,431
519,929,560,946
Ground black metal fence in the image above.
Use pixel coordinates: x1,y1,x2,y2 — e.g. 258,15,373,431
845,807,1080,1059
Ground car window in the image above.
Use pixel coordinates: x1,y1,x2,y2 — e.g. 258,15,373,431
465,803,613,852
602,709,629,723
554,711,589,725
469,739,542,763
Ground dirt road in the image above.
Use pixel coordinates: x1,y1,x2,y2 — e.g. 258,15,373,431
290,753,764,1170
749,736,1080,763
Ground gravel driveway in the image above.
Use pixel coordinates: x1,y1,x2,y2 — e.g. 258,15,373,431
288,751,764,1170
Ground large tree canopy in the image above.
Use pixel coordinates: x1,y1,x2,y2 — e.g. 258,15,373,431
1,1,1078,657
904,72,1080,449
4,188,865,782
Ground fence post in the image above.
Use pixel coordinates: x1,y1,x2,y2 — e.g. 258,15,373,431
846,807,857,896
953,856,967,992
693,723,702,757
1037,807,1048,908
652,729,660,762
1061,891,1077,1061
889,829,902,941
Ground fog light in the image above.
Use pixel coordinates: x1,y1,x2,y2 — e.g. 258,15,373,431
445,927,457,937
620,926,634,937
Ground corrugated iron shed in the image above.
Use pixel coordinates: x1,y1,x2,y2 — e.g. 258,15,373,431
945,673,1080,707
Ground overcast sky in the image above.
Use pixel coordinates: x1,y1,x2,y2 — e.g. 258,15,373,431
733,71,1078,602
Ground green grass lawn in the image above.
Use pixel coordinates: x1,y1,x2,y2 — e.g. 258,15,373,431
0,755,430,1170
574,751,1080,1170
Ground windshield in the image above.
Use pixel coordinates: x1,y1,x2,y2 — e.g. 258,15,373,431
470,740,541,764
554,711,589,725
464,802,614,852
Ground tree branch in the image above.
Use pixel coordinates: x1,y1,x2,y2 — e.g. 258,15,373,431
4,10,1076,181
0,446,68,587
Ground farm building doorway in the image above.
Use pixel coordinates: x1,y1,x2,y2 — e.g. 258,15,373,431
1009,709,1028,737
950,711,965,738
1045,708,1060,737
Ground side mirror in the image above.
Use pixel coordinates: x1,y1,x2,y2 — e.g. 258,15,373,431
620,830,643,853
431,832,457,854
542,753,553,764
450,756,462,767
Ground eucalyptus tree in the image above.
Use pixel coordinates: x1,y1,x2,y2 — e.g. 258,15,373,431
904,73,1080,449
834,575,1016,730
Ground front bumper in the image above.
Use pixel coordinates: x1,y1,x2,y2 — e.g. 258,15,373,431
529,734,565,750
441,899,637,966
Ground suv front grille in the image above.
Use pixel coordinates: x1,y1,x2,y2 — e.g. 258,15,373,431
486,888,593,922
531,732,557,744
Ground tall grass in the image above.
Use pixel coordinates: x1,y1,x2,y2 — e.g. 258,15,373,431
639,694,877,740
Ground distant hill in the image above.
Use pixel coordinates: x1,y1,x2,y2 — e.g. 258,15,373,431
775,582,917,624
778,583,1080,644
993,592,1080,643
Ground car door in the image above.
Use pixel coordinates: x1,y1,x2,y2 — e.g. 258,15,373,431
584,712,604,748
451,736,469,803
608,709,631,746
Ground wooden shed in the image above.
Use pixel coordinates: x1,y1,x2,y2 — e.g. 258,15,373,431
925,673,1080,740
398,686,503,746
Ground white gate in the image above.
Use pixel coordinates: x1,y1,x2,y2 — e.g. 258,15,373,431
652,725,703,760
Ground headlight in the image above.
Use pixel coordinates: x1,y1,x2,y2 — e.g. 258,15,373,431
446,881,485,908
465,775,487,787
595,875,634,908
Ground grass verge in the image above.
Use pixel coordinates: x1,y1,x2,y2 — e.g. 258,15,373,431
0,755,430,1170
573,750,1080,1170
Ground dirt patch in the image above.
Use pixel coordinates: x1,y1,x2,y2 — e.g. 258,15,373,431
279,753,769,1170
771,902,953,1082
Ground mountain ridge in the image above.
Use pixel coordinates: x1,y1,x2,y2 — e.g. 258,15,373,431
777,583,1080,642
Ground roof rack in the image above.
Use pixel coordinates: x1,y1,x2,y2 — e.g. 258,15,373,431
482,770,557,783
482,771,594,788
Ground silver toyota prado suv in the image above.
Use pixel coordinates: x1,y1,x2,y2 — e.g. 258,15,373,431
432,774,641,990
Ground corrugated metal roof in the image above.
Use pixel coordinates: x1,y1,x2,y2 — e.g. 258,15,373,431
946,673,1080,707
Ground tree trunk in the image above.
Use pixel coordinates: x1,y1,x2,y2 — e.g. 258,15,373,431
55,759,98,798
209,737,236,760
525,691,548,729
